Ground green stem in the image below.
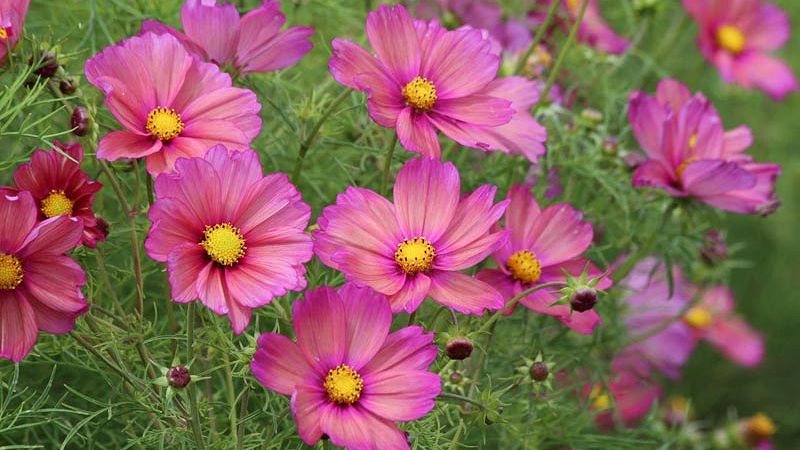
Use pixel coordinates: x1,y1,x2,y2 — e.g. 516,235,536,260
438,392,489,410
379,133,398,196
611,203,677,283
185,303,206,450
291,89,351,183
476,281,569,336
223,349,238,442
236,387,250,450
514,0,561,75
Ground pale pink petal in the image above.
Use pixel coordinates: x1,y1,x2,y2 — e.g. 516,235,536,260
181,0,241,65
393,157,459,241
706,316,764,367
428,271,504,314
321,405,410,450
360,370,440,421
396,108,441,157
293,287,346,370
291,384,328,445
362,325,437,374
387,273,430,313
366,4,421,83
527,204,593,267
96,131,163,162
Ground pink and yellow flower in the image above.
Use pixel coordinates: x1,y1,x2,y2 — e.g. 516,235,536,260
0,191,87,363
142,0,313,75
530,0,629,55
476,184,610,334
251,283,440,450
0,0,30,65
314,157,509,314
629,78,781,215
145,146,312,334
85,32,262,175
683,0,798,100
7,142,106,248
586,354,663,429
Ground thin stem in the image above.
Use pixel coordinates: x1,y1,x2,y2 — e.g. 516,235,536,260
223,349,238,442
438,392,489,410
514,0,561,75
379,133,398,196
476,281,569,336
186,303,206,450
291,89,351,183
236,387,250,450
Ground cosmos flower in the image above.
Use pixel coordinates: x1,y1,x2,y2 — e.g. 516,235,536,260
7,142,107,248
145,145,312,334
328,4,547,161
314,157,509,314
629,78,781,215
683,285,764,367
683,0,798,100
0,0,30,65
141,0,313,75
85,32,262,175
529,0,629,55
251,283,440,450
476,184,610,334
586,353,663,429
0,190,87,363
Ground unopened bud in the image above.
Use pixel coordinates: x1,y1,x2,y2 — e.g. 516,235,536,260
699,230,727,265
529,362,549,382
59,78,77,95
30,52,59,78
570,287,597,313
445,338,473,360
449,371,463,384
167,365,191,388
70,107,90,136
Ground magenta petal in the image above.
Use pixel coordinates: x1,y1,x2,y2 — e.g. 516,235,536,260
0,292,38,363
396,108,441,157
387,273,431,313
20,255,86,315
363,325,437,374
745,4,790,51
329,38,387,90
293,287,346,370
195,264,228,316
393,157,459,241
291,384,328,446
422,27,498,99
527,204,593,267
321,405,410,450
700,162,780,214
337,283,392,370
181,0,241,66
428,271,504,314
627,91,667,161
0,191,37,253
166,244,208,303
138,32,194,106
682,159,757,197
19,216,82,258
181,88,261,139
366,4,421,84
434,94,512,127
330,248,406,297
631,160,682,195
475,269,517,305
503,184,540,250
722,125,753,156
732,52,799,101
655,78,692,111
237,25,313,73
140,19,206,58
97,131,163,161
360,370,441,421
251,333,315,396
705,316,764,367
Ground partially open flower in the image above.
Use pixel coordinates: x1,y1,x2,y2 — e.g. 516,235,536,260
167,365,191,388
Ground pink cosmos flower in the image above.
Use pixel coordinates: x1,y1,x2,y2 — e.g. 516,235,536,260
684,285,764,367
84,32,262,175
0,0,29,65
251,283,440,450
629,78,781,215
314,157,509,314
476,184,610,334
328,4,547,162
530,0,629,55
586,354,662,429
0,191,87,363
141,0,313,75
6,142,106,248
683,0,798,100
145,145,312,334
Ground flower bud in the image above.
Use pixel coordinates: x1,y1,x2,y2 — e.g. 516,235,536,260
699,230,727,265
59,78,77,95
570,287,597,312
449,371,463,384
167,365,191,388
445,337,473,360
70,107,90,137
529,362,549,382
30,52,59,78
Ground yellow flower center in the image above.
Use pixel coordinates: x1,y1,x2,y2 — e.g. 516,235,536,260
200,223,246,266
146,107,184,141
716,25,746,55
0,254,24,290
566,0,580,12
683,306,713,330
40,190,74,218
402,76,437,112
394,237,435,274
507,250,542,284
688,133,698,149
675,156,699,179
589,385,611,411
746,413,776,441
324,364,364,405
0,28,8,40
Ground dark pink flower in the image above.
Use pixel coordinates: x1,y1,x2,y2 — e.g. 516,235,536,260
328,4,546,162
629,78,781,214
314,157,509,314
251,283,440,450
476,184,611,334
586,354,662,429
145,146,312,334
7,142,106,248
141,0,313,75
0,0,29,65
85,32,262,175
683,0,798,100
0,191,87,363
530,0,629,55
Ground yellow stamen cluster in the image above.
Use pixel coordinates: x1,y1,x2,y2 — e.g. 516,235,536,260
683,306,713,330
200,223,246,266
589,385,611,411
324,364,364,405
716,25,746,55
507,250,542,284
688,133,698,149
745,413,776,443
402,76,437,112
0,254,24,290
0,28,8,40
40,190,74,218
146,107,184,141
394,237,435,274
675,156,699,179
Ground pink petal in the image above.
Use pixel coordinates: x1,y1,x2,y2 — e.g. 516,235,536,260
20,255,87,314
706,316,764,367
387,273,431,313
181,0,241,66
0,190,37,253
627,91,667,161
731,52,798,101
171,59,233,112
291,384,328,445
330,248,407,297
362,325,437,374
337,283,392,370
682,159,757,197
434,94,512,126
237,13,313,73
329,38,388,90
527,204,593,267
744,4,790,51
139,19,206,58
360,370,440,421
137,32,194,106
366,4,421,84
180,87,261,140
293,287,347,370
475,269,517,306
96,131,162,162
700,162,780,214
722,125,753,156
251,332,315,395
428,271,504,314
0,292,38,363
393,157,459,242
321,405,410,450
655,78,692,111
631,160,681,195
396,108,441,157
421,27,498,99
166,244,209,303
19,215,83,258
503,184,541,250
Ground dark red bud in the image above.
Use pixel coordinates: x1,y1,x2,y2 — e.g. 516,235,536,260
570,287,597,313
167,365,191,388
529,362,549,381
30,52,59,78
445,338,473,360
59,78,77,95
71,107,90,136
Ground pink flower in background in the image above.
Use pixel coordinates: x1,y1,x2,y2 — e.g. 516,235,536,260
145,146,312,334
142,0,313,75
476,184,611,334
314,157,509,314
629,78,781,215
530,0,628,55
0,0,30,65
85,32,261,175
251,284,440,450
0,191,87,363
684,285,764,367
329,4,547,161
683,0,798,100
7,142,107,248
586,354,663,429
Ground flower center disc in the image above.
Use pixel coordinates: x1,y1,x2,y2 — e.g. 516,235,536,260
201,223,246,266
394,237,435,274
402,76,437,112
589,385,611,411
683,306,712,330
675,156,699,179
41,190,74,218
324,364,364,405
507,250,542,284
0,254,24,290
0,27,10,40
716,25,746,55
146,107,184,141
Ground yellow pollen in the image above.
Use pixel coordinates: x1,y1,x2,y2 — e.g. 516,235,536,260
688,133,698,149
746,413,776,441
146,107,184,141
716,25,746,55
676,156,699,179
0,254,24,290
402,76,437,112
324,364,364,405
0,28,8,40
589,385,611,411
566,0,580,12
200,223,246,266
507,250,542,284
683,306,713,330
395,237,435,274
40,190,74,218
